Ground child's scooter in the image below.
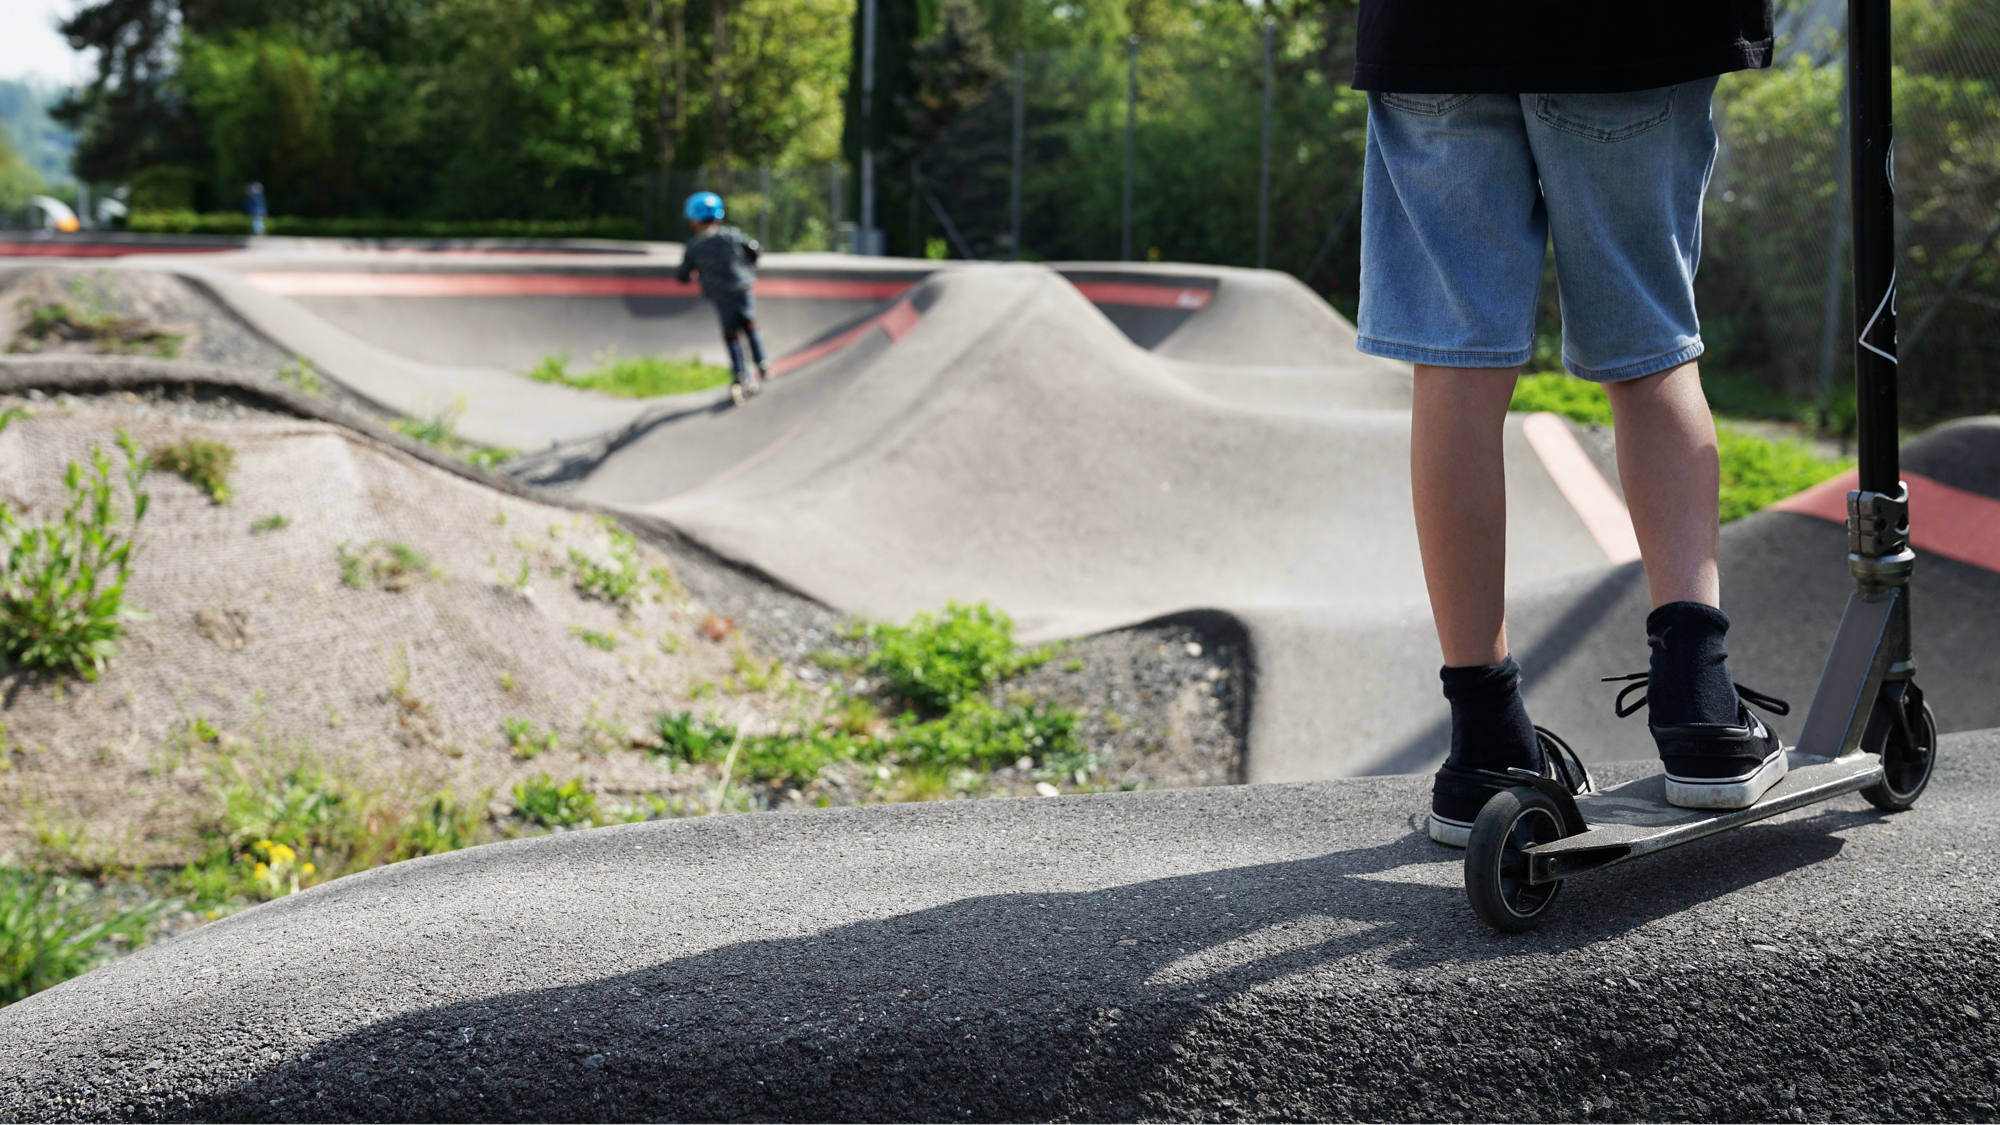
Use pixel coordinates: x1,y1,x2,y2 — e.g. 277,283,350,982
1464,0,1937,931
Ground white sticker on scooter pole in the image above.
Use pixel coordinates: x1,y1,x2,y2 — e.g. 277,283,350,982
1859,266,1898,365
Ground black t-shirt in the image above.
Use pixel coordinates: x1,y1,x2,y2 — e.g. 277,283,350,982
1353,2,1775,93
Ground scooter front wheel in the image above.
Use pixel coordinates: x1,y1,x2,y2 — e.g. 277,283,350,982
1465,786,1566,932
1862,698,1937,812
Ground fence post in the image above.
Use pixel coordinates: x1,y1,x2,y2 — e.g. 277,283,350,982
1123,35,1137,262
1011,50,1025,261
1814,68,1851,414
859,0,879,253
1258,19,1274,270
759,164,772,247
829,164,843,251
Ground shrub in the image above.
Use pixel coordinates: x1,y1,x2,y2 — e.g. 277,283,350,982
512,775,597,827
0,869,167,1005
865,602,1051,711
0,418,152,680
151,437,236,504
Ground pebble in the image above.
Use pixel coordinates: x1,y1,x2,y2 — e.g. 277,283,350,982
1185,642,1203,657
1034,782,1060,798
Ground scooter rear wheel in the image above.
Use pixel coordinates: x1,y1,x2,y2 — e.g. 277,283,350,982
1862,699,1937,812
1465,786,1566,932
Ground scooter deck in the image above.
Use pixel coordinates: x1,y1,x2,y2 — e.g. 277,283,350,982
1522,751,1884,882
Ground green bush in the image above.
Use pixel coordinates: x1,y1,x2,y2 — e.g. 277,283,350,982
0,417,151,681
0,869,167,1005
865,602,1051,712
529,352,733,399
1509,373,1613,427
151,438,236,504
512,776,597,827
1717,427,1852,524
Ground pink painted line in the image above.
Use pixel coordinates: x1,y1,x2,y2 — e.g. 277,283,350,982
1071,281,1213,310
0,242,230,258
1521,412,1643,565
1773,468,2000,575
246,272,914,300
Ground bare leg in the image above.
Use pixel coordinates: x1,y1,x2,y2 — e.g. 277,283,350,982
1411,363,1522,667
1601,361,1721,609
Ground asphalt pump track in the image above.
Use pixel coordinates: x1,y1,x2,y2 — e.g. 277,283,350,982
3,238,1998,1118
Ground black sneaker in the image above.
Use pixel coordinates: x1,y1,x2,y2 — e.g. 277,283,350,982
1604,673,1791,809
1428,727,1594,847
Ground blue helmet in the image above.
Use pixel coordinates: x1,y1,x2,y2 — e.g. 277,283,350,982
684,191,725,222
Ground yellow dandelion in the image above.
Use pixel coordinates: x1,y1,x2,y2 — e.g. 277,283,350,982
252,862,270,880
301,862,316,876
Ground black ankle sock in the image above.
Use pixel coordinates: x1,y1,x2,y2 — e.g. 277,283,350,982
1645,601,1739,726
1440,656,1539,770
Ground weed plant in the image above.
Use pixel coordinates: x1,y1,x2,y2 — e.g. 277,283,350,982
0,415,152,680
250,513,291,534
528,351,732,398
0,869,168,1004
865,602,1053,711
151,437,236,504
390,404,515,471
274,358,325,396
337,541,433,591
502,717,558,759
568,521,642,607
512,775,598,827
569,625,616,651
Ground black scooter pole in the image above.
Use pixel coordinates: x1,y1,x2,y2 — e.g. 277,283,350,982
1849,0,1901,495
1794,0,1923,761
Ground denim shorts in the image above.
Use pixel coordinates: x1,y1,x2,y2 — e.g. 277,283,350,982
1356,77,1719,382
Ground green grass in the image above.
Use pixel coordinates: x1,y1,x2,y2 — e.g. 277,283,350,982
249,513,291,534
569,625,617,652
527,351,733,398
390,404,516,471
1509,372,1852,524
1717,427,1853,524
1509,373,1614,426
150,438,236,504
0,868,169,1005
0,419,152,681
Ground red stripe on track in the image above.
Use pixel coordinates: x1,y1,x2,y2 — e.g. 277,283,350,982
246,272,914,300
0,242,231,258
1071,281,1213,309
1774,469,2000,575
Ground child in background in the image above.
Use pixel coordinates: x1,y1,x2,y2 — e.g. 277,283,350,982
676,191,768,400
1351,2,1792,844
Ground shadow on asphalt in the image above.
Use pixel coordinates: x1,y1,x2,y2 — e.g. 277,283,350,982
182,807,1881,1121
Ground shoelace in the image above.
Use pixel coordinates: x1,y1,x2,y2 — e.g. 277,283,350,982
1599,671,1792,721
1531,725,1595,795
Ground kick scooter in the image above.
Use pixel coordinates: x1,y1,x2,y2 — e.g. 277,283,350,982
1463,0,1939,931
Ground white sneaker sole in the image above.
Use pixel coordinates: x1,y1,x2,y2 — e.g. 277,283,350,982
1664,747,1788,810
1427,811,1473,848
